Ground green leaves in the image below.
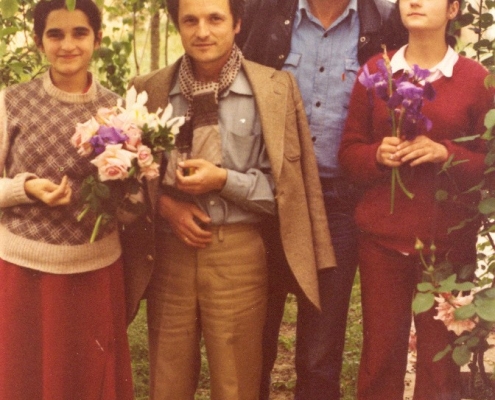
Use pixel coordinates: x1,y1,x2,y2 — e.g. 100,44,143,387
474,298,495,321
478,197,495,215
452,345,472,366
0,0,17,18
412,292,435,315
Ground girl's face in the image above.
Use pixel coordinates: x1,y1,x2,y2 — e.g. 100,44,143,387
36,8,101,85
399,0,459,35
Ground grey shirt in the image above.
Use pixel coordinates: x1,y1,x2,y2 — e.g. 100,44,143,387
167,68,276,225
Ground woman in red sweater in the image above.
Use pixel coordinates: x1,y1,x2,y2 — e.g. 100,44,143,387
339,0,493,399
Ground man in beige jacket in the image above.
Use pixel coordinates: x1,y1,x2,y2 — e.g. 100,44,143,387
121,0,335,398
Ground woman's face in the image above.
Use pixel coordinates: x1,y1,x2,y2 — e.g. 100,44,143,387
36,8,101,85
399,0,459,36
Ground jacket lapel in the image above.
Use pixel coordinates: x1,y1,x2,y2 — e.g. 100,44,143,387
242,59,286,183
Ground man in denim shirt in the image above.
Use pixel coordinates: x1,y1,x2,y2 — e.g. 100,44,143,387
237,0,407,398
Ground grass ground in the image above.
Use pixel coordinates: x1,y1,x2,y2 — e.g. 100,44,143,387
127,273,363,399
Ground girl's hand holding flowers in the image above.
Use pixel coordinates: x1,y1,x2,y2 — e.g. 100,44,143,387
376,136,404,168
394,135,449,166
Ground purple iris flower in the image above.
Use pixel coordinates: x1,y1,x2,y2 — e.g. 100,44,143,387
359,56,436,142
423,81,436,101
411,64,431,82
358,64,375,89
90,126,128,155
376,58,389,77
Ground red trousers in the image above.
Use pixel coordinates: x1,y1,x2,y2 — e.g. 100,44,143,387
357,236,462,400
0,258,133,400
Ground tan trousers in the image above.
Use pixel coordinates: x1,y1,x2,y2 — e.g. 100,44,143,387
147,224,268,400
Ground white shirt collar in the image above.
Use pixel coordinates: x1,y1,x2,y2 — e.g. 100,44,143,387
390,45,459,82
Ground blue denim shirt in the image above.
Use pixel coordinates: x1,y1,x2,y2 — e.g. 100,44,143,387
283,0,360,178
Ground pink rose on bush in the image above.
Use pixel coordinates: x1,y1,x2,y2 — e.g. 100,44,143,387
90,144,137,181
434,293,476,336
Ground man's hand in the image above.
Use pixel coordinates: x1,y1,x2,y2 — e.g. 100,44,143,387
24,175,72,206
394,135,448,167
175,159,227,195
158,194,212,248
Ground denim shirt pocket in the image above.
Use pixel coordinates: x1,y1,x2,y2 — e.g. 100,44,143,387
283,52,302,77
223,116,263,171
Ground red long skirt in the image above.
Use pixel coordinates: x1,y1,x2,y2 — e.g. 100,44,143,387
0,258,134,400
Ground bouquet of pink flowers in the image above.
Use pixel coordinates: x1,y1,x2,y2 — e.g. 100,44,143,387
71,86,185,242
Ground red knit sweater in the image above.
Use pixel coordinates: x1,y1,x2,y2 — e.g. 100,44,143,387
339,54,493,256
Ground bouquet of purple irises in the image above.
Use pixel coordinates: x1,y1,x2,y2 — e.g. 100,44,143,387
358,47,436,213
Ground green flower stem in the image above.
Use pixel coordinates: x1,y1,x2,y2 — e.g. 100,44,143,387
390,167,415,214
77,205,91,222
90,214,104,243
390,167,397,214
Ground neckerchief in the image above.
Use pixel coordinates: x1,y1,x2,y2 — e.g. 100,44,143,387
164,44,243,185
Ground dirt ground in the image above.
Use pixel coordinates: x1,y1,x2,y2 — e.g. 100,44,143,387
269,322,297,400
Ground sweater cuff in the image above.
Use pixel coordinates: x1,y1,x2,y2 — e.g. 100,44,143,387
12,173,38,204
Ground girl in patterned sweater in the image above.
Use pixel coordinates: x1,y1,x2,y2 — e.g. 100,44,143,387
0,0,133,398
339,0,493,399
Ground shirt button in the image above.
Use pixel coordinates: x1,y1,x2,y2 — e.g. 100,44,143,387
360,36,366,43
316,101,321,107
210,200,215,206
146,254,154,262
312,136,317,142
284,19,290,25
278,54,285,60
319,66,324,73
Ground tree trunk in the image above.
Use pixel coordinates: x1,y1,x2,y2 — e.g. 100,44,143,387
150,10,160,71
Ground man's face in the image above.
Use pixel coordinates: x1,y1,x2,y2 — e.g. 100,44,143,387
178,0,241,80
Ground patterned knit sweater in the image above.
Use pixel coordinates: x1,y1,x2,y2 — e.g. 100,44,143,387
339,55,494,257
0,72,122,274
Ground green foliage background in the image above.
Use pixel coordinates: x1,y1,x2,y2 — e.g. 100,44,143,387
0,0,173,95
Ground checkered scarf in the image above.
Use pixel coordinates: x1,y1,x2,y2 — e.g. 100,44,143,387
164,44,243,185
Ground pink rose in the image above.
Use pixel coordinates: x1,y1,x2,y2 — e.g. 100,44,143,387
90,144,137,181
434,293,477,336
124,125,143,151
139,162,160,180
71,117,99,156
136,145,154,168
95,107,118,125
